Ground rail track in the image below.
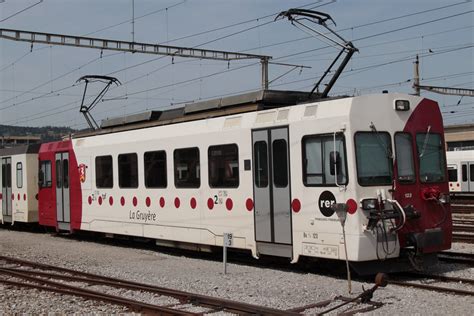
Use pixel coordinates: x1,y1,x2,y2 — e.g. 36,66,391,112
451,195,474,243
438,251,474,265
389,272,474,296
0,255,297,315
0,255,388,315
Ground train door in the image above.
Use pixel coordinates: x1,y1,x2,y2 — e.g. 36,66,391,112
1,157,12,221
252,127,292,258
55,152,70,230
461,162,474,192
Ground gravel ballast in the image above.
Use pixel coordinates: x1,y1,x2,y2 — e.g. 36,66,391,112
0,228,472,314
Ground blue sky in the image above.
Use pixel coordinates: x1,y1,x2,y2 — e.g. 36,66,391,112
0,0,473,128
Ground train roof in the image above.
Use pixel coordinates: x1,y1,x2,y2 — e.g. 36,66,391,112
73,89,340,138
0,143,41,156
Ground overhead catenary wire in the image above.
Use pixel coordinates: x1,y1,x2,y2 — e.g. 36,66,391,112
1,1,472,127
0,0,43,22
2,1,468,101
10,42,470,127
273,10,473,62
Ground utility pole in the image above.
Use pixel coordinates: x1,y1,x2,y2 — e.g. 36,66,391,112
413,54,474,97
413,55,420,96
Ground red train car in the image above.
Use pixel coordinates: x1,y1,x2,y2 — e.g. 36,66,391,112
38,140,82,231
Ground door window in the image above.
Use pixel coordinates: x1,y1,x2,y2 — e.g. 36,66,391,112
16,162,23,188
254,141,268,188
272,139,288,187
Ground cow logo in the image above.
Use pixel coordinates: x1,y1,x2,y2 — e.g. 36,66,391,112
78,163,87,183
318,191,336,217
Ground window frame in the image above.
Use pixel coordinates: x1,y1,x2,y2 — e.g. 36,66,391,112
95,155,114,189
144,150,167,189
354,131,394,187
302,133,349,187
16,162,23,189
118,153,139,189
174,147,201,189
394,132,416,184
208,144,239,189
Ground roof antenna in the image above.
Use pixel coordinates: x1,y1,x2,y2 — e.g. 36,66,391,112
77,75,121,130
275,9,358,99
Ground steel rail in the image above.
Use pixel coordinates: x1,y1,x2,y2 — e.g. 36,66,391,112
438,251,474,265
389,272,474,296
452,233,474,243
0,269,194,315
0,255,295,315
389,279,474,296
401,272,474,285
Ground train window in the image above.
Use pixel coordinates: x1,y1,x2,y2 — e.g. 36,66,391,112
462,165,468,182
55,159,62,189
39,160,52,188
471,165,474,182
174,147,200,188
395,133,415,183
303,134,347,186
254,141,268,188
144,151,167,188
16,162,23,188
273,139,288,187
355,132,393,186
447,166,457,182
118,153,138,188
63,159,69,189
96,156,113,188
416,133,446,183
208,144,239,188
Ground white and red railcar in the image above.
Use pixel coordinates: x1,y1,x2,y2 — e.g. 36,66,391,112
0,144,40,224
37,91,452,271
446,150,474,193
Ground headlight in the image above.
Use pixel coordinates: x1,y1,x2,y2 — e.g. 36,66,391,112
394,99,410,111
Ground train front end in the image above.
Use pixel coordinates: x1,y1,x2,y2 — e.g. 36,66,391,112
349,93,451,272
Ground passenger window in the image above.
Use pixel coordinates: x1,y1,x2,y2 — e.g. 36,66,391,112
144,151,167,188
395,133,415,183
118,153,138,188
39,160,52,188
254,141,268,188
174,147,200,188
208,144,239,188
16,162,23,188
303,134,347,186
462,165,468,182
273,139,288,187
96,156,113,188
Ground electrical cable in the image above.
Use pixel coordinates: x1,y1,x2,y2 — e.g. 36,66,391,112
0,0,43,22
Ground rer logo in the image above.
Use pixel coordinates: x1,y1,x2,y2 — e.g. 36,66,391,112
318,190,336,217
